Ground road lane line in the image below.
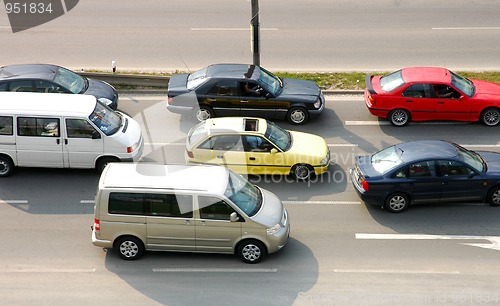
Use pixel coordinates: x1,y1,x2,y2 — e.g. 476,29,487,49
152,268,277,273
1,268,96,273
2,200,28,204
81,200,95,204
333,269,460,275
432,27,500,30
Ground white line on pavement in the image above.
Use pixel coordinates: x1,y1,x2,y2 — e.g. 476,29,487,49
1,268,96,273
2,200,28,204
333,269,460,275
152,268,277,273
432,27,500,30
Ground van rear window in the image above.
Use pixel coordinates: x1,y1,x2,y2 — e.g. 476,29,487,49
109,192,193,218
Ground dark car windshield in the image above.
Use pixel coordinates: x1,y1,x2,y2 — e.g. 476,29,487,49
225,171,262,217
54,67,87,94
450,71,475,97
88,102,122,136
371,145,405,174
380,70,405,92
265,120,291,151
258,67,282,96
453,143,484,172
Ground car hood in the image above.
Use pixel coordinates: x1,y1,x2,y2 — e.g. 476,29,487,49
278,78,320,100
287,131,329,158
472,79,500,98
251,187,284,227
479,151,500,174
84,78,117,102
167,73,189,96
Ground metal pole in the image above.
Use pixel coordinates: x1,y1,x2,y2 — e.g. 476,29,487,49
251,0,260,66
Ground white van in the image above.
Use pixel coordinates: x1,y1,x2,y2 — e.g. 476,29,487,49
0,92,143,177
92,163,290,263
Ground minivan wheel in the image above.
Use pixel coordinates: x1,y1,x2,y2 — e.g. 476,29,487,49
0,156,14,177
115,236,144,260
385,193,409,213
487,186,500,206
292,164,313,180
195,105,214,122
237,240,266,264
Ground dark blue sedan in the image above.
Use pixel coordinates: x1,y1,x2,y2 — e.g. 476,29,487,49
351,140,500,212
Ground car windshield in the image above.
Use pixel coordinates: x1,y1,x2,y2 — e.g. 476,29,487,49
450,70,475,97
258,67,282,96
54,67,87,94
454,143,485,172
224,171,262,217
187,67,208,90
380,70,405,92
88,102,122,136
265,120,291,151
371,145,405,174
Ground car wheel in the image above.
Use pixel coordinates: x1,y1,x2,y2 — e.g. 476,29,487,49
481,108,500,126
237,240,266,264
115,236,144,260
389,109,410,126
287,107,309,125
487,186,500,206
96,157,119,172
385,193,409,213
0,156,14,177
292,164,313,180
195,105,214,122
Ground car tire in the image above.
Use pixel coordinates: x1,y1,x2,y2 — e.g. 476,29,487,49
384,193,410,213
291,164,313,180
115,236,144,260
480,108,500,126
96,157,119,173
0,155,14,177
389,109,410,126
487,186,500,206
237,240,266,264
287,107,309,125
195,105,214,122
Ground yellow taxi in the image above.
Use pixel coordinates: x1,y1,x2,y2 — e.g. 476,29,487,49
185,117,330,180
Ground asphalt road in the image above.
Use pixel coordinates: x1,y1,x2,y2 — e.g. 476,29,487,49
1,0,500,71
1,94,499,306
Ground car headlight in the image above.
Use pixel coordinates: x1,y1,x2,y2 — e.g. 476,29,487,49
320,150,330,166
267,223,282,236
314,97,322,109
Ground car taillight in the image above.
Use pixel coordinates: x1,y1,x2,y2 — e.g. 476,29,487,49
167,97,173,104
368,94,376,105
94,219,100,231
186,150,194,158
362,180,369,191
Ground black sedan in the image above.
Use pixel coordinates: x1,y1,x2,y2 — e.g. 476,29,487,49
0,64,118,109
167,63,324,124
351,140,500,212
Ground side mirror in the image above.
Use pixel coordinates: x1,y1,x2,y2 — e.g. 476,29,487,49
270,148,278,154
229,212,240,222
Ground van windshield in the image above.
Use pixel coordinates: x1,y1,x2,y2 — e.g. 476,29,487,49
89,102,122,136
225,171,262,217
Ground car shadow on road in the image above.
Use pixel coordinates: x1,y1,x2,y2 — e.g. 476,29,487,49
104,237,318,306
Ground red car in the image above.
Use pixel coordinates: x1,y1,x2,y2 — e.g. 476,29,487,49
364,67,500,126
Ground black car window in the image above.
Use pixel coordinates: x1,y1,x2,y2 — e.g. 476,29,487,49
213,135,244,151
0,82,8,91
408,161,434,178
206,80,238,96
240,81,264,98
436,160,473,177
433,84,460,99
243,135,273,152
198,196,234,220
8,80,33,92
66,118,98,139
18,117,60,137
402,84,432,98
35,80,65,93
0,116,13,135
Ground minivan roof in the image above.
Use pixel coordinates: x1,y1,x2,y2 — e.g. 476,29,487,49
100,163,230,194
0,92,97,116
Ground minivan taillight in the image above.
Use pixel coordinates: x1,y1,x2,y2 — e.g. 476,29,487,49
362,180,369,191
94,219,100,231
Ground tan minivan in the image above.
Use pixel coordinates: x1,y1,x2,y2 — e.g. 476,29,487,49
92,163,290,263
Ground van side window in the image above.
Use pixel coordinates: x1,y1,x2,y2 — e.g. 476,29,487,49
198,196,234,220
109,192,147,215
149,194,193,218
109,192,193,218
66,118,97,138
0,116,13,135
18,117,60,137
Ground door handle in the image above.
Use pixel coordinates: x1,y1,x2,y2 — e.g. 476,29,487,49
65,139,68,145
217,155,223,159
56,139,60,145
437,101,444,104
200,221,206,226
184,220,191,225
207,98,216,102
405,100,413,103
249,157,256,161
241,100,249,103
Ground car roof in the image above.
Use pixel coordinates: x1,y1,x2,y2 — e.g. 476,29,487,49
204,63,261,80
0,64,61,81
401,67,451,84
394,140,461,163
0,92,97,116
100,163,229,194
202,117,267,135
